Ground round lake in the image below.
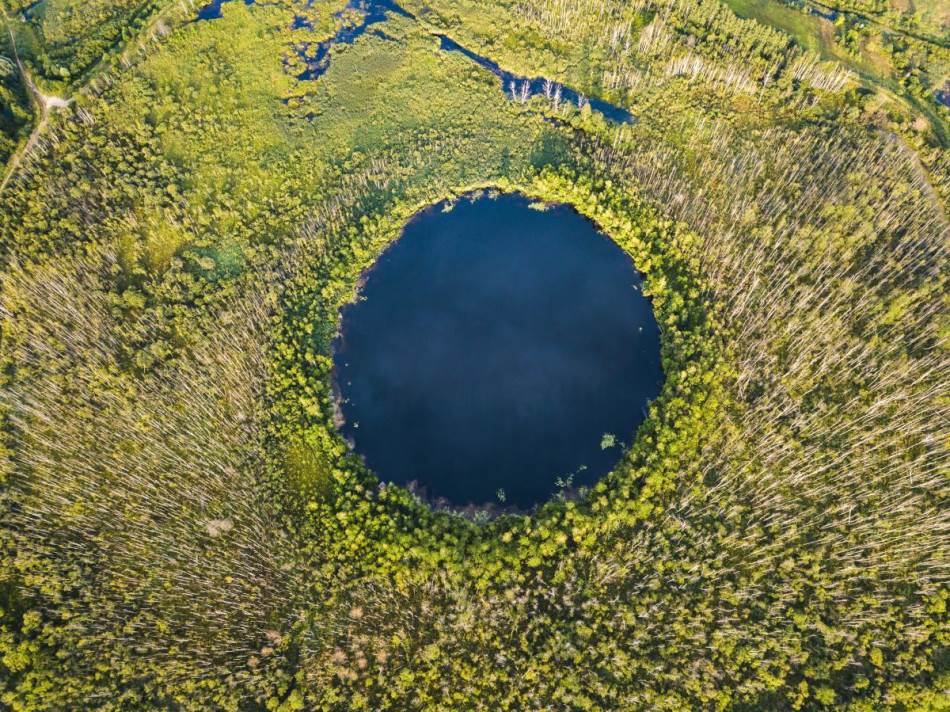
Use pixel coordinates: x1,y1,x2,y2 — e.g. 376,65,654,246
333,192,663,510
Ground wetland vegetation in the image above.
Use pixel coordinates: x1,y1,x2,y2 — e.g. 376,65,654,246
0,0,947,709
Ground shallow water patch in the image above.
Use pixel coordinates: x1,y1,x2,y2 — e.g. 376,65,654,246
196,0,254,21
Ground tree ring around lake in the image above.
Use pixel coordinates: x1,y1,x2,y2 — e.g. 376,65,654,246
266,173,723,527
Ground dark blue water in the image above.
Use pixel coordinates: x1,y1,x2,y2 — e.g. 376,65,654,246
333,193,663,510
292,14,315,30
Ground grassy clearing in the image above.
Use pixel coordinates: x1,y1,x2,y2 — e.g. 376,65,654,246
725,0,949,144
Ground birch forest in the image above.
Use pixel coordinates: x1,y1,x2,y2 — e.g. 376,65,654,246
0,0,947,709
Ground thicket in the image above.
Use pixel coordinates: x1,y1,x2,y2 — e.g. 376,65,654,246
0,0,946,709
1,0,172,84
0,50,29,163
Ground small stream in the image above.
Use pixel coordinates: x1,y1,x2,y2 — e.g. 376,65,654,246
196,0,634,123
20,0,47,19
438,35,634,123
806,5,839,21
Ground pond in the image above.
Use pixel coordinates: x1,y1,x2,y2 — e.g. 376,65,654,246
333,193,663,511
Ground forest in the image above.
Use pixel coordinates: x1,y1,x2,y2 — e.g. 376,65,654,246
0,0,947,709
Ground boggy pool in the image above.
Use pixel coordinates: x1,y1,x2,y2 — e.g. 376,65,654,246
333,192,663,510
